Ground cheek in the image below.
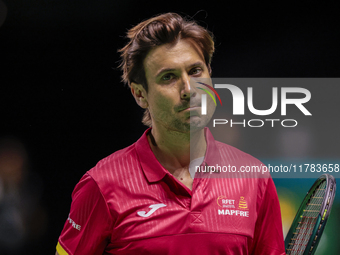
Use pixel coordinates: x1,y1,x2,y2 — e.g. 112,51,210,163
148,92,173,117
207,96,216,111
156,96,172,113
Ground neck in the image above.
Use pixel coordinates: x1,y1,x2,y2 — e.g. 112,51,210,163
147,125,207,173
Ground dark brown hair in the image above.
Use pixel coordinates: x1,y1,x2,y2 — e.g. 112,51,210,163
119,12,215,126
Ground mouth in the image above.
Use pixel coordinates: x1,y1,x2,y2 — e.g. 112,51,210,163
179,105,201,112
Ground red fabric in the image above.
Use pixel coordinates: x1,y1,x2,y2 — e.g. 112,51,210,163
58,128,285,254
58,174,113,255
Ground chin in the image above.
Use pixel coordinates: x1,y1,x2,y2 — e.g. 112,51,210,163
169,114,212,133
188,117,210,131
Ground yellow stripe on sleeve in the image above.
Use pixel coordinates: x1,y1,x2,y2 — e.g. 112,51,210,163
56,242,69,255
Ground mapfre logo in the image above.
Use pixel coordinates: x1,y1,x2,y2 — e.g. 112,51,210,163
217,196,249,217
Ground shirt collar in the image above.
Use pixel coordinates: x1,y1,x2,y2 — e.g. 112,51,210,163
135,127,222,183
135,128,167,183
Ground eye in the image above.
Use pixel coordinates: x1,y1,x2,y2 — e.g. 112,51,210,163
161,73,176,81
190,67,202,76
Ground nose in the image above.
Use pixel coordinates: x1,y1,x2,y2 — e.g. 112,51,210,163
180,74,195,100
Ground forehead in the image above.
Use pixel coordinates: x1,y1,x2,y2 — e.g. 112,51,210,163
143,39,205,76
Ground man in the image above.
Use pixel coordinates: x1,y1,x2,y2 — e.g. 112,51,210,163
56,13,285,254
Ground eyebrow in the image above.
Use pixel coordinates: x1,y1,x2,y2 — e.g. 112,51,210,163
155,61,205,78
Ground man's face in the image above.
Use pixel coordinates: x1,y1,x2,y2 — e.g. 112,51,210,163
139,39,215,133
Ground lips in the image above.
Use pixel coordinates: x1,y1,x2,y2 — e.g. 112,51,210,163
177,99,201,112
178,105,201,112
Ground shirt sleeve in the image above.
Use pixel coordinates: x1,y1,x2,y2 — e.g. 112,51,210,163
249,177,286,255
57,173,113,255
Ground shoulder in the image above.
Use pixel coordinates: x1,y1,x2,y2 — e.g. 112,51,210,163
87,143,137,180
79,142,144,200
94,143,137,169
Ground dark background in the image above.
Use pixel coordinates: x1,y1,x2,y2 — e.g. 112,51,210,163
0,1,339,254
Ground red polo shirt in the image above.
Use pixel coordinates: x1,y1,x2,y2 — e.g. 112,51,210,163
57,128,285,255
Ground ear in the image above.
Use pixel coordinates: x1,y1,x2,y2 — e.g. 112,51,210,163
131,82,148,109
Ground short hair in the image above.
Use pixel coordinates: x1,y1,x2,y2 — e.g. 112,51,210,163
119,12,215,126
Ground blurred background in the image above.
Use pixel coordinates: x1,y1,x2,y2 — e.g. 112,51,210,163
0,0,339,254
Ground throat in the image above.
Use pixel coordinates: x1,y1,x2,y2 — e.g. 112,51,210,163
172,167,193,190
